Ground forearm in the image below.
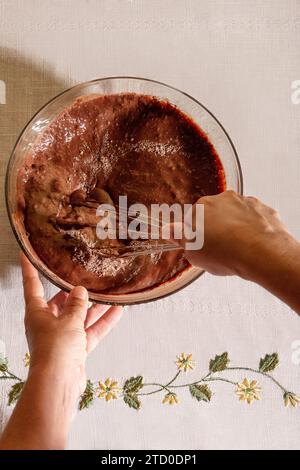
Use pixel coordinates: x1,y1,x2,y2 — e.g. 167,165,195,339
238,231,300,315
0,364,80,450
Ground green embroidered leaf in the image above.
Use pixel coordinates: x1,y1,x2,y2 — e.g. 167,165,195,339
259,353,279,373
8,381,25,406
123,393,141,410
123,376,143,394
79,379,94,410
189,384,212,402
209,352,229,372
0,355,8,373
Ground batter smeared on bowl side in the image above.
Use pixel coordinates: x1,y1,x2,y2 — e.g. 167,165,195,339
17,93,225,294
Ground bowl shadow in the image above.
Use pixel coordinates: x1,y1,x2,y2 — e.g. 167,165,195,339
0,47,68,286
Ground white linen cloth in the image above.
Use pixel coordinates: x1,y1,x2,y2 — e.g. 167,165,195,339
0,0,299,450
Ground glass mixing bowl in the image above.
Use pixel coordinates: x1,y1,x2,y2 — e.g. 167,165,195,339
6,77,243,305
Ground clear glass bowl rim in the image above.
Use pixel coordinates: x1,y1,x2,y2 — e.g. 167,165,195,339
5,76,243,305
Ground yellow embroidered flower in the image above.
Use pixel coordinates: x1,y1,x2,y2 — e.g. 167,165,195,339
236,378,262,405
175,353,195,372
284,392,300,408
23,352,30,368
97,378,120,402
162,393,179,405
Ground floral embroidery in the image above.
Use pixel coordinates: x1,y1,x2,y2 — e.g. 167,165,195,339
162,393,179,405
175,353,195,372
96,378,120,402
0,351,299,412
236,378,262,405
23,352,30,368
284,392,300,408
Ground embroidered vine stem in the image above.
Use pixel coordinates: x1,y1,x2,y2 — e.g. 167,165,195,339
226,366,288,393
139,372,238,395
1,351,299,410
0,370,22,382
203,377,238,386
138,366,288,395
138,370,181,396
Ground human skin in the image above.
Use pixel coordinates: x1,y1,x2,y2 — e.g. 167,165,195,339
1,191,300,449
17,93,224,294
0,254,123,450
173,190,300,315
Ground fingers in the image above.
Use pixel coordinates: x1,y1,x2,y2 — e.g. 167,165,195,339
48,291,111,324
86,306,123,353
20,252,47,312
47,290,68,316
62,286,88,323
84,303,111,328
245,196,281,218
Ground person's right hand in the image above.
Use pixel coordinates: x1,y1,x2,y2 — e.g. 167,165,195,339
173,190,293,279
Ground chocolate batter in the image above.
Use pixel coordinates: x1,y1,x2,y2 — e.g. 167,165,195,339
17,93,225,294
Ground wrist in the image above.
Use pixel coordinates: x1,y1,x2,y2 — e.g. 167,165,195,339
28,344,86,382
236,229,300,283
28,360,84,404
4,362,83,450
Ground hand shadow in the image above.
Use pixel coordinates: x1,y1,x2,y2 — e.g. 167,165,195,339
0,47,69,288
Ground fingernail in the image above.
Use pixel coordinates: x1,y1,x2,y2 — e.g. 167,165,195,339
71,286,88,301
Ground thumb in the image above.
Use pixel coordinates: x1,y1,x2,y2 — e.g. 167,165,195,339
167,222,204,268
63,286,88,323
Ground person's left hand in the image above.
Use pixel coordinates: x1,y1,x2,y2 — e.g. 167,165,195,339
21,252,123,397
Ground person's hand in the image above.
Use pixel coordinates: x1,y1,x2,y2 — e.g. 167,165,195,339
21,253,123,397
0,254,123,450
172,190,293,279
